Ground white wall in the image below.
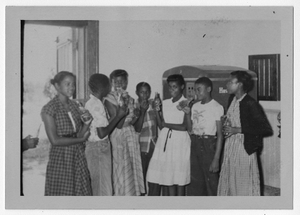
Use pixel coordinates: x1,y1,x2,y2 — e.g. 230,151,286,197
98,18,283,189
99,20,281,110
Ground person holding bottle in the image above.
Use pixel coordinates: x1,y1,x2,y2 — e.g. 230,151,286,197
41,71,92,196
147,74,192,196
103,69,145,196
84,73,128,196
218,70,273,196
133,82,160,195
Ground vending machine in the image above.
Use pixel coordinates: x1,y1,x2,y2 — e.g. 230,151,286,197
162,65,257,110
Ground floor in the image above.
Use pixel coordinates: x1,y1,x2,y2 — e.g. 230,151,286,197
22,138,281,196
263,185,281,196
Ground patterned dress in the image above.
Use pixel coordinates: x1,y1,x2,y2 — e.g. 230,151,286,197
104,92,145,196
41,96,92,196
217,94,260,196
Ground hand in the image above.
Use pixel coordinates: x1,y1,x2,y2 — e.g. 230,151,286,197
222,126,241,138
117,105,129,118
182,106,191,114
133,108,141,118
22,136,39,151
121,92,130,106
81,111,93,125
209,158,220,173
153,99,161,112
140,100,149,113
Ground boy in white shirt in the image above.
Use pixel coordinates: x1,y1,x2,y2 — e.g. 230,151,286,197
187,77,224,196
84,73,128,196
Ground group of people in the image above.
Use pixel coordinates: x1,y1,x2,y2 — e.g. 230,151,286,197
40,69,273,196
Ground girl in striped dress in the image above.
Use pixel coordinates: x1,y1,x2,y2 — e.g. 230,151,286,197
104,69,145,196
41,71,92,196
218,70,273,196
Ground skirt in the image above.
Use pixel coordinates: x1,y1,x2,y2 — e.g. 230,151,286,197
45,143,92,196
147,128,191,186
110,125,145,196
217,134,260,196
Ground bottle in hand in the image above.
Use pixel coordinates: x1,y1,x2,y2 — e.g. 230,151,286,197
154,92,161,111
77,101,93,123
222,115,231,136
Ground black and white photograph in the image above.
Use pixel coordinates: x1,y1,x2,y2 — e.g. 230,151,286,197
4,2,297,214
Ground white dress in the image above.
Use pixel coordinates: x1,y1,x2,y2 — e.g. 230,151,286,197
147,96,191,186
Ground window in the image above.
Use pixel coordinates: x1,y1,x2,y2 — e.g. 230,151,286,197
249,54,280,101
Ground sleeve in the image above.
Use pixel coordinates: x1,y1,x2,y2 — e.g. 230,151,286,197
214,105,224,121
85,100,108,128
242,100,273,137
103,93,118,106
41,102,56,118
190,105,194,120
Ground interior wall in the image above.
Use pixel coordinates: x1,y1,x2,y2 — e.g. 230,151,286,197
99,20,281,109
98,19,282,189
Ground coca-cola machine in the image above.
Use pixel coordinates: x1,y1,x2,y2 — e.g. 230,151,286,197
162,65,257,111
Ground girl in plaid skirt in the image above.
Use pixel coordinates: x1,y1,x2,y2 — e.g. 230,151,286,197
41,71,92,196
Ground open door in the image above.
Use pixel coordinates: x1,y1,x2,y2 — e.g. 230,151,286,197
21,20,98,196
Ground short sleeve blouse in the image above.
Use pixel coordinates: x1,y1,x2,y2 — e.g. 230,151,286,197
41,96,83,136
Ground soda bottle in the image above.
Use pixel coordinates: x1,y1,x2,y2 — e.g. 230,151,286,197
154,92,161,111
77,101,93,123
223,115,231,136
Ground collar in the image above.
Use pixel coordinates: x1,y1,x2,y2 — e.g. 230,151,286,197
236,93,247,102
172,94,185,103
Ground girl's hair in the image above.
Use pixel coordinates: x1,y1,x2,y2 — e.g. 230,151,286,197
88,73,110,95
230,70,254,93
167,74,185,88
50,71,75,85
109,69,128,81
136,82,151,92
195,77,213,91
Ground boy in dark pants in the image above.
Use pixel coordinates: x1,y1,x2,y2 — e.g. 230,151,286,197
187,77,224,196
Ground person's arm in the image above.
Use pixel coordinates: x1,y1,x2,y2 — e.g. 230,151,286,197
184,107,192,133
209,120,223,173
97,106,128,139
134,100,149,132
134,109,146,132
163,106,191,131
155,110,163,130
41,113,89,147
77,121,92,138
241,100,273,136
104,100,126,129
131,115,139,126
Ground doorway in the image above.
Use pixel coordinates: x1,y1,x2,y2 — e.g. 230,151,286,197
21,20,98,196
